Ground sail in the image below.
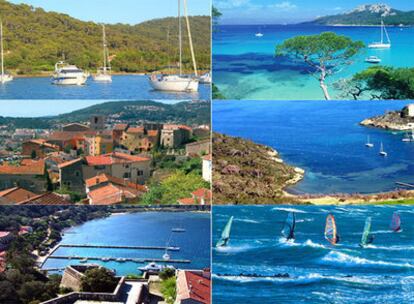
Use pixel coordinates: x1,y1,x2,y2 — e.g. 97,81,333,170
391,212,401,232
360,217,372,246
281,212,295,240
216,216,233,247
324,214,338,245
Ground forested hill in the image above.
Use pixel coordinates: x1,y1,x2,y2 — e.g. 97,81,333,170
0,0,210,74
303,4,414,26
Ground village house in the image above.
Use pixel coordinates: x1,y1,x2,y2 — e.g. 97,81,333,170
185,139,211,156
192,125,210,139
120,126,159,152
84,133,114,156
12,128,36,141
83,152,151,185
0,159,47,193
22,139,60,158
85,173,147,205
90,115,106,131
46,131,94,151
62,123,90,132
175,269,211,304
177,188,212,206
58,158,85,193
0,187,37,204
202,154,212,183
112,123,129,146
161,124,192,148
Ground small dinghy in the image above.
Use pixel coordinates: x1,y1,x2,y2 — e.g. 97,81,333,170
365,56,381,64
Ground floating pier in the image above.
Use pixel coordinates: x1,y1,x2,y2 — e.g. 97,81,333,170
395,182,414,189
59,244,180,251
48,255,191,264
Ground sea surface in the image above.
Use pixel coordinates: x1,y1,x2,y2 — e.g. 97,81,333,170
41,212,211,276
213,24,414,100
0,75,210,100
213,100,414,194
213,205,414,304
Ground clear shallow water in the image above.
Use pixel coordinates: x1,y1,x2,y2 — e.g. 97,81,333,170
213,25,414,100
42,212,210,276
213,205,414,304
213,100,414,194
0,75,210,100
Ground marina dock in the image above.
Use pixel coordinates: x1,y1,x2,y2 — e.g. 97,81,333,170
59,244,180,251
48,255,191,264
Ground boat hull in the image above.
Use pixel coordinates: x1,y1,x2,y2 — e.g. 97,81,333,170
368,43,391,49
93,74,112,83
51,75,88,86
149,76,199,92
0,74,13,83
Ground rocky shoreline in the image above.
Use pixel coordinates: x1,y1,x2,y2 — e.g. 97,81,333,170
360,105,414,131
213,133,304,204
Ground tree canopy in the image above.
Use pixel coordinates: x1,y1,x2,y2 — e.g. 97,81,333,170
80,268,118,293
276,32,364,100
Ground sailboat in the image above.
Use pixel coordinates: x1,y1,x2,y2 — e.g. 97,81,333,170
360,217,374,247
149,0,199,92
379,142,387,157
281,212,295,241
0,21,13,84
402,130,414,142
94,24,112,83
216,216,233,247
368,19,391,49
365,135,374,148
324,214,339,245
390,212,401,232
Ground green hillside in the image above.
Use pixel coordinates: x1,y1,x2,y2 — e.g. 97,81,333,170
0,0,210,75
303,4,414,25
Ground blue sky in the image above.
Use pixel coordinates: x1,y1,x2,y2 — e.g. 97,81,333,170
8,0,211,24
214,0,413,24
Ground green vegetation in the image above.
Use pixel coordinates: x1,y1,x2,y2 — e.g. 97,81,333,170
212,83,225,99
305,6,414,25
276,32,364,100
160,276,176,304
336,66,414,100
212,6,222,32
0,0,210,75
81,267,119,293
159,268,176,281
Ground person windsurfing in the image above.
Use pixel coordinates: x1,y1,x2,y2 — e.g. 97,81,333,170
281,212,295,241
390,212,401,232
360,217,374,248
216,216,233,247
325,214,340,245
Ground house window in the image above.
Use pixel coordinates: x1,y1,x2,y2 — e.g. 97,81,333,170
74,170,81,177
137,170,144,176
123,172,131,178
94,165,105,170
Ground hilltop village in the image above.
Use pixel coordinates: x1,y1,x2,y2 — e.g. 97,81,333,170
0,108,211,205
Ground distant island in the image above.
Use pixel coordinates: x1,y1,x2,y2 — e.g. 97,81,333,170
0,0,210,75
360,104,414,130
302,4,414,26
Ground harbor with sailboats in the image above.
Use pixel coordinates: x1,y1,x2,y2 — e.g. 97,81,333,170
213,205,414,304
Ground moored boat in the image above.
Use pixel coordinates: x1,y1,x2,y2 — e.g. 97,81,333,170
51,61,89,85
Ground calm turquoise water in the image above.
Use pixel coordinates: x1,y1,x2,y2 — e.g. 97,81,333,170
42,212,210,276
0,75,210,100
213,25,414,100
213,100,414,194
213,205,414,304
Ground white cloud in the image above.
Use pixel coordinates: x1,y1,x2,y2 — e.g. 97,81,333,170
272,1,297,11
215,0,251,9
333,6,343,11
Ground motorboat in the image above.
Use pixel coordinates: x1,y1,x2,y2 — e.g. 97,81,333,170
138,262,175,273
163,252,171,261
365,56,381,64
172,228,186,233
255,32,264,37
94,24,112,83
52,61,89,85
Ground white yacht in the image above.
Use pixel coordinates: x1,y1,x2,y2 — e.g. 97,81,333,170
0,22,13,84
163,252,171,261
138,262,175,273
402,130,414,142
379,142,388,157
52,61,89,85
149,0,199,92
365,56,381,64
365,135,374,148
255,32,264,37
199,72,211,84
94,24,112,83
368,20,391,49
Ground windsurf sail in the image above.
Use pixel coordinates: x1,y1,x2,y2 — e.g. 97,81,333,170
216,216,233,247
281,212,295,240
360,217,373,247
390,212,401,232
324,214,339,245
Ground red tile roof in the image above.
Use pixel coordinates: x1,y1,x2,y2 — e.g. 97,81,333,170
85,152,150,166
58,158,83,169
25,139,60,150
88,184,124,205
0,187,37,203
126,127,144,134
18,192,72,205
113,124,129,131
48,131,96,141
85,173,147,192
163,124,192,131
0,159,45,175
178,188,212,205
192,188,212,200
176,270,211,304
147,130,159,137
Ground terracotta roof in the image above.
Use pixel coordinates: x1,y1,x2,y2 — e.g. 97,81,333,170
0,159,45,175
62,122,89,129
85,152,150,166
163,124,192,132
0,187,37,203
176,270,211,304
85,173,147,192
58,158,83,169
126,127,144,134
113,124,129,131
48,131,96,141
18,192,72,205
192,188,212,200
178,188,212,205
25,139,60,150
147,130,159,137
177,197,196,205
88,184,124,205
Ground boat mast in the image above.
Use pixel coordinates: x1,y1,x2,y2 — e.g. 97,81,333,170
178,0,182,76
381,19,384,44
183,0,198,77
1,22,4,78
102,24,107,73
